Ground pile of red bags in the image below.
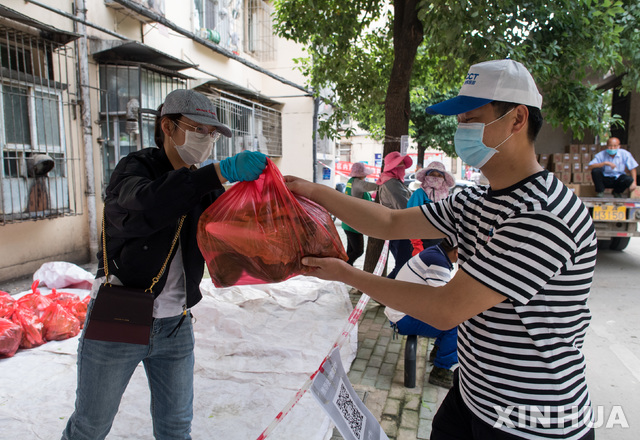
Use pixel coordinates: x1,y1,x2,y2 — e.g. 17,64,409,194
0,280,90,357
198,159,347,287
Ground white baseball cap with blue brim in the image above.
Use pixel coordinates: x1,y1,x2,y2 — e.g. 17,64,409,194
426,59,543,116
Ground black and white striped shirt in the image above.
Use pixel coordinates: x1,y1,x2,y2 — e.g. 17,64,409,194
422,170,597,439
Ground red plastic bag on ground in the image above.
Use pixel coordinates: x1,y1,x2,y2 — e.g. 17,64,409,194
11,306,45,349
0,317,23,357
16,280,52,319
70,295,90,328
197,159,347,287
0,291,16,318
46,288,81,309
46,288,87,323
41,302,80,341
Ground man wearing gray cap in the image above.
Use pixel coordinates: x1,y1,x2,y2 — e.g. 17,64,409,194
62,89,266,439
285,60,596,440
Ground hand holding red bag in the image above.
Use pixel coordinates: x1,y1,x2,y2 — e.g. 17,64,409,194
197,158,347,287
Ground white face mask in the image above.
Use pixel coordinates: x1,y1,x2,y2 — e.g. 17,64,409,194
172,128,214,165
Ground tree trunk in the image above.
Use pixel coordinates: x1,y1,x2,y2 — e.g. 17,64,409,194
363,0,423,274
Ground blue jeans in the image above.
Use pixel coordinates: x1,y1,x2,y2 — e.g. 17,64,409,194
387,239,413,279
62,300,195,440
394,315,458,369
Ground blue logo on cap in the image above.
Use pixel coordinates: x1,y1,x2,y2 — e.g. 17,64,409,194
464,72,479,86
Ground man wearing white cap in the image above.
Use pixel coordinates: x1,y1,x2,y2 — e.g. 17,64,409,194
285,59,596,440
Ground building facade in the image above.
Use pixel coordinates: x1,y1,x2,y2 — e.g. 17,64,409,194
0,0,323,282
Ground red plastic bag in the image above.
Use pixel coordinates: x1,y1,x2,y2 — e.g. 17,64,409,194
11,306,45,349
70,295,90,328
197,159,347,287
0,317,23,357
41,302,81,341
46,288,81,309
0,291,16,319
16,280,52,319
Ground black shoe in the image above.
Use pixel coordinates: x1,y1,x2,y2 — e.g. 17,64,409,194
428,366,453,389
612,192,623,198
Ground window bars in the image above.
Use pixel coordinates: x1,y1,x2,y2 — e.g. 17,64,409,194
0,23,82,225
97,66,282,193
98,64,185,187
208,90,282,160
245,0,276,62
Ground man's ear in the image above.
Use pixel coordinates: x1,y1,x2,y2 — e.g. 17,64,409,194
512,105,529,135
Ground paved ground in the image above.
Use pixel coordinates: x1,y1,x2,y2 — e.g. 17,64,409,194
330,225,449,440
330,292,449,440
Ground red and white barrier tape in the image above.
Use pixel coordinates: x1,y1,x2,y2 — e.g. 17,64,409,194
256,240,390,440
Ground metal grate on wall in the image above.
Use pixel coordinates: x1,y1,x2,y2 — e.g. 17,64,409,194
205,90,282,159
98,63,185,188
0,24,83,225
245,0,276,62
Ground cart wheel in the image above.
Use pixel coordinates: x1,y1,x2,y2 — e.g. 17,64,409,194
609,237,631,251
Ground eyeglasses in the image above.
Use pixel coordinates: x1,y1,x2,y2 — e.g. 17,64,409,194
176,120,222,142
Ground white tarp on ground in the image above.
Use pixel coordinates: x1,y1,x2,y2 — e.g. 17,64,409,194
0,273,357,440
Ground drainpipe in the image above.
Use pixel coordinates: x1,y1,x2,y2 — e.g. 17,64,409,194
312,97,320,183
75,0,98,263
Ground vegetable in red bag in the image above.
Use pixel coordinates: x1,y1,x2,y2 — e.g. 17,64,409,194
41,302,81,341
0,317,22,357
16,280,52,319
0,291,16,318
46,288,81,309
197,159,347,287
11,306,45,348
70,295,90,328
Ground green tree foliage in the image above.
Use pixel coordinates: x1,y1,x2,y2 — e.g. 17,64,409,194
410,88,458,159
273,0,639,145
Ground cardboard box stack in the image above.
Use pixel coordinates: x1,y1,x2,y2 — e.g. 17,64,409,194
538,144,602,196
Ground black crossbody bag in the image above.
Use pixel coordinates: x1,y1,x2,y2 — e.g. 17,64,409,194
84,214,186,345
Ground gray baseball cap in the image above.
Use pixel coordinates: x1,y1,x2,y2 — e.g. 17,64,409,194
161,89,232,137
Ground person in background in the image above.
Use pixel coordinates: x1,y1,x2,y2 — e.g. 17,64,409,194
406,161,455,255
376,151,414,279
62,89,267,440
587,136,638,197
342,162,378,266
385,241,459,389
285,59,596,440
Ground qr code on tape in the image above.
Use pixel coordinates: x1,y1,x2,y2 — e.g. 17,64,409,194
334,379,366,439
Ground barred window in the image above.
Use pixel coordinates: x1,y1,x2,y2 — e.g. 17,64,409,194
245,0,276,62
0,25,81,225
201,90,282,160
98,64,185,188
194,0,237,52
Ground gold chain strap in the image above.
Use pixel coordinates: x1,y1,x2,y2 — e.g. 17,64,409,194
102,212,186,293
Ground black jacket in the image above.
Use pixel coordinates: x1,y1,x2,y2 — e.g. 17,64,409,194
97,147,224,308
